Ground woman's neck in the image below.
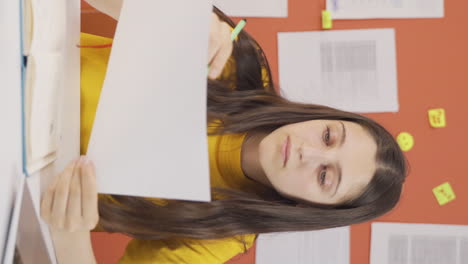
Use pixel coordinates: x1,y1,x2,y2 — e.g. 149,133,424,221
241,132,272,188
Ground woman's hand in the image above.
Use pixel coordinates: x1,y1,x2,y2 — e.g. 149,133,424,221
207,12,234,80
41,156,99,233
40,156,99,264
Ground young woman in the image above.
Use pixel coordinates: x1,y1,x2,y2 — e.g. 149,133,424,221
40,5,407,264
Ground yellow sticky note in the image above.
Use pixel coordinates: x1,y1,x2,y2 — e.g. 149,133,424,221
396,132,414,152
322,10,333,29
428,108,446,128
432,182,456,206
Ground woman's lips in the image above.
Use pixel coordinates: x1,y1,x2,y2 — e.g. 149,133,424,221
282,136,290,168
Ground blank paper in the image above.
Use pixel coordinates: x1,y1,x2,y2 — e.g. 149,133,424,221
87,0,212,202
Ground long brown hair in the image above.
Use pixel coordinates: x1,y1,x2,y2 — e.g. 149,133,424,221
97,7,407,243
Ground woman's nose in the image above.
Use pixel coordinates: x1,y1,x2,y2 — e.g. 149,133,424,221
299,144,333,163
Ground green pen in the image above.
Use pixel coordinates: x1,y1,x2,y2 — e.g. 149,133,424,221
208,19,247,72
230,19,247,41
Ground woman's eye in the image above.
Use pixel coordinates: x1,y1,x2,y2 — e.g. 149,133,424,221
319,168,327,186
323,126,331,145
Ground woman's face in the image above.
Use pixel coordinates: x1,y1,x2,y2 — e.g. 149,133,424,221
258,120,377,205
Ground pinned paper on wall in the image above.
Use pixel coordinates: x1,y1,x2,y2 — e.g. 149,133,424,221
432,182,456,206
212,0,288,17
371,223,468,264
396,132,414,152
256,227,350,264
428,108,446,128
326,0,444,19
278,29,399,113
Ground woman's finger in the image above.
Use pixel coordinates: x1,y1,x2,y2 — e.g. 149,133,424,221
208,22,233,79
65,157,84,232
81,159,99,229
40,160,77,224
50,157,81,229
40,184,55,223
207,13,222,64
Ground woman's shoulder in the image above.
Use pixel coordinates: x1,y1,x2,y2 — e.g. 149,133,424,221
118,234,257,264
80,32,113,46
80,33,113,68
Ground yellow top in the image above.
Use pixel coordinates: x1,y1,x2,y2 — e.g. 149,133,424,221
80,33,262,263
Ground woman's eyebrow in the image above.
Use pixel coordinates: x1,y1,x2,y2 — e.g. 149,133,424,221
332,164,342,197
332,122,345,197
339,121,346,147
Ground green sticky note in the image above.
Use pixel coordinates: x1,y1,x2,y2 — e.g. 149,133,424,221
433,182,456,206
322,10,333,29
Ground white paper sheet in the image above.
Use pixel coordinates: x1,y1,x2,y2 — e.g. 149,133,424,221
256,227,350,264
326,0,444,19
24,0,70,174
2,175,25,264
0,0,24,261
26,52,61,170
278,29,398,113
12,178,53,264
87,0,212,202
25,0,81,262
0,0,80,262
371,222,468,264
213,0,288,17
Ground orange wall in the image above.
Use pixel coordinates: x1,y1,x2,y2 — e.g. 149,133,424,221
82,1,468,263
